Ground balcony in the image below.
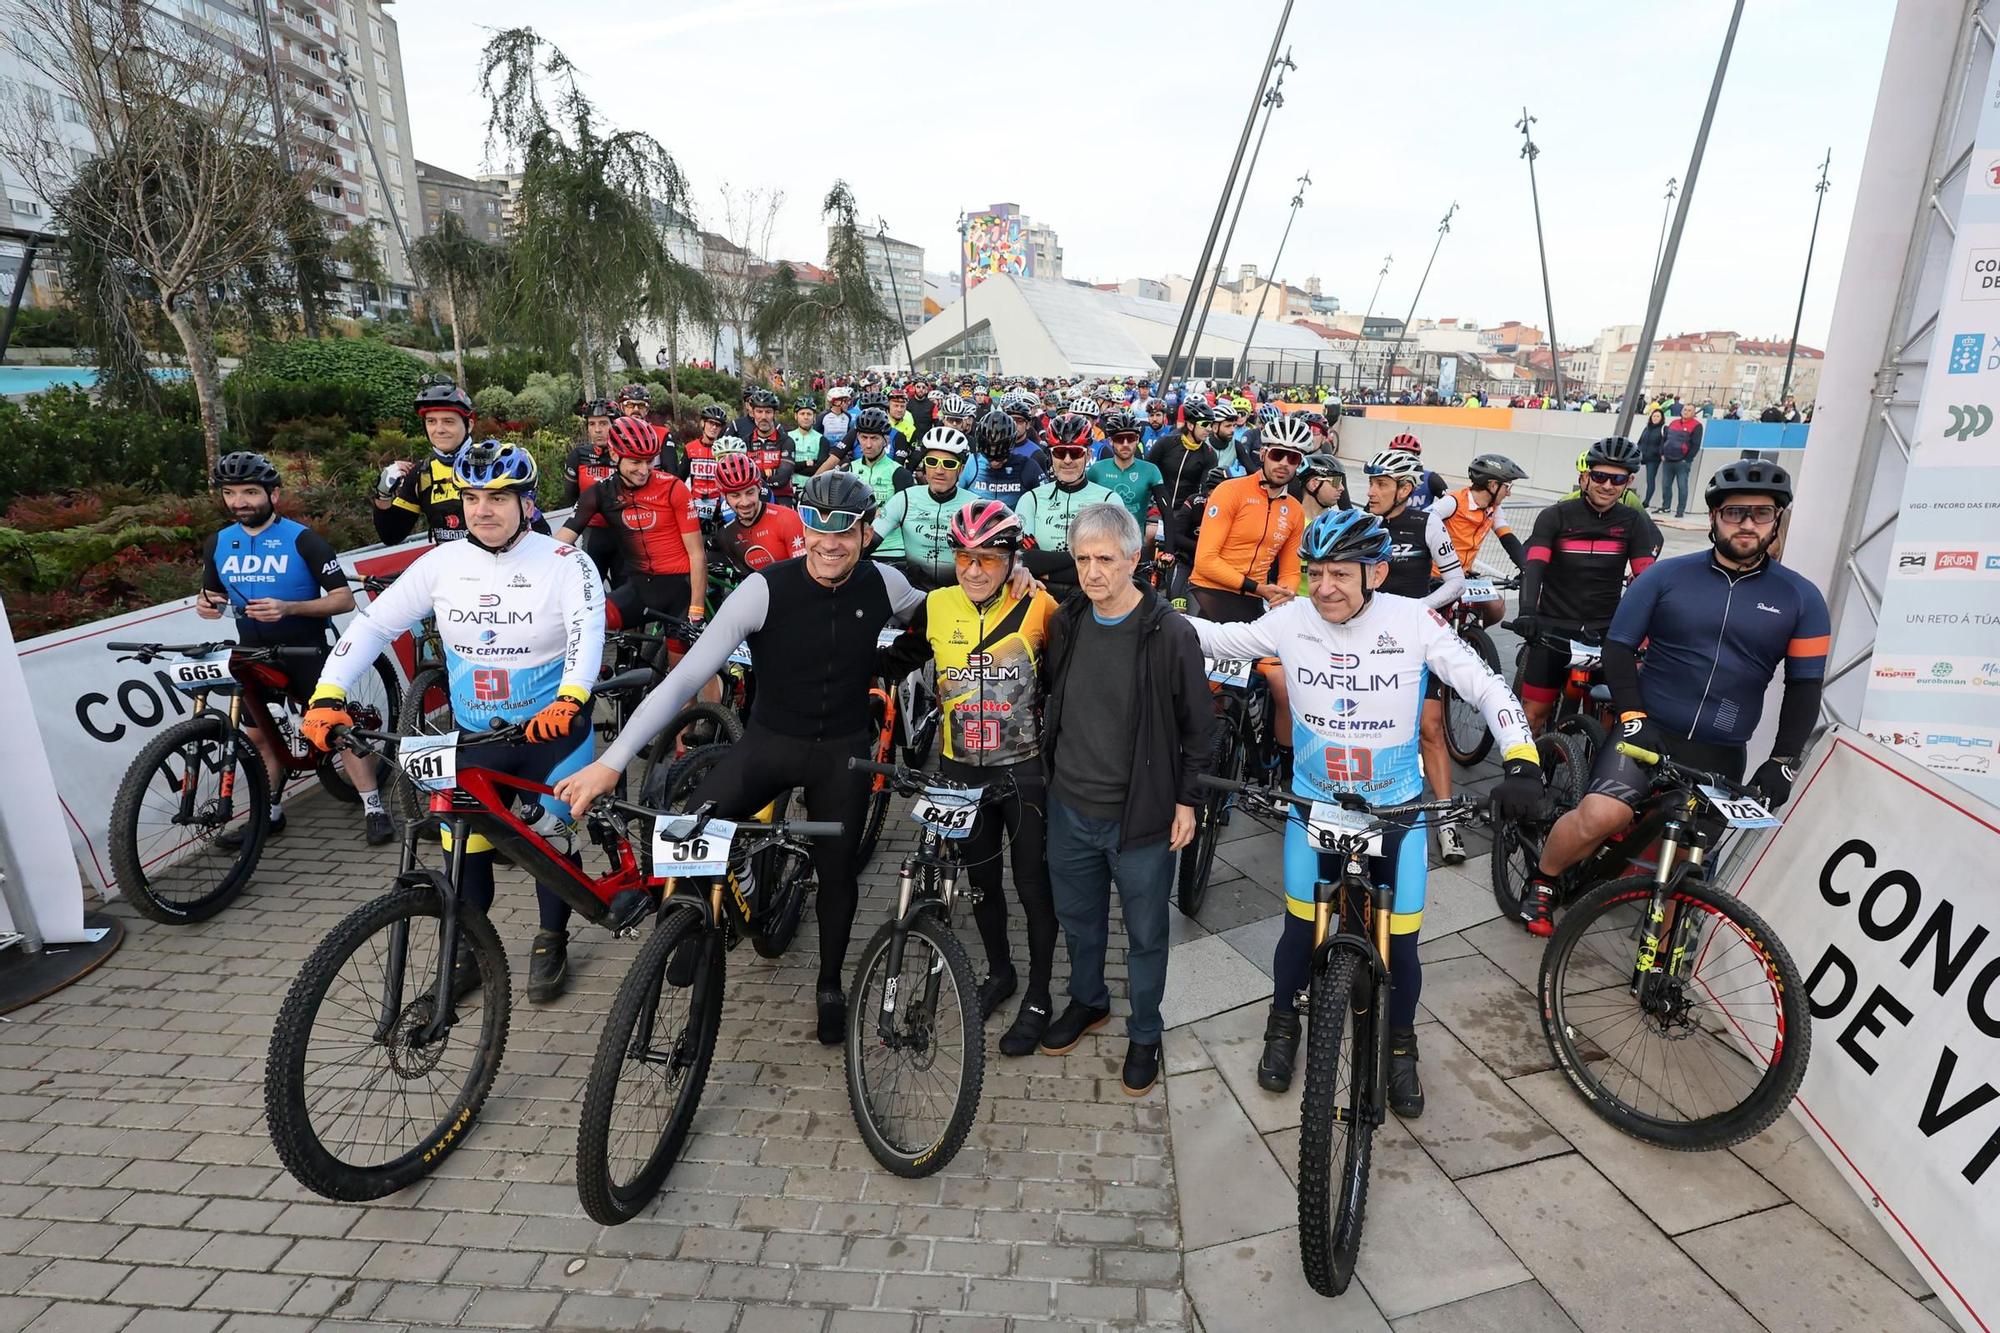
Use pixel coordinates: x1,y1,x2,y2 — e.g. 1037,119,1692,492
265,2,324,42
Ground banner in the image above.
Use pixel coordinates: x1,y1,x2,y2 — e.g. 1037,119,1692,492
963,212,1031,290
1437,355,1457,401
1732,729,2000,1333
1861,45,2000,805
0,600,89,942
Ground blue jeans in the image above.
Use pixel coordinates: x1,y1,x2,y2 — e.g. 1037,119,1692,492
1046,794,1174,1044
1640,459,1661,506
1659,458,1693,515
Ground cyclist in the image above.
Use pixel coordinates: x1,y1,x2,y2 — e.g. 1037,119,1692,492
560,400,620,579
869,425,977,588
196,452,389,846
1383,433,1449,512
375,383,551,544
964,409,1046,510
884,387,918,447
1515,437,1662,735
788,396,824,470
1147,401,1218,518
682,404,733,521
555,471,931,1044
1139,399,1176,447
834,404,914,510
556,415,706,628
937,392,977,436
1016,414,1118,599
818,383,856,442
1440,453,1528,628
1565,445,1647,509
714,452,806,576
1184,508,1541,1112
1086,411,1171,542
1517,460,1827,934
738,388,797,506
1298,451,1348,518
305,442,605,1004
878,501,1061,1056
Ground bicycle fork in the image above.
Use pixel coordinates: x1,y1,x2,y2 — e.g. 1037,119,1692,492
1631,819,1704,1005
377,813,471,1048
876,853,951,1046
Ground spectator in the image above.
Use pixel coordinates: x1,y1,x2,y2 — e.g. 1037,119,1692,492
1637,407,1668,508
655,347,669,371
1658,402,1703,517
1781,396,1802,424
1038,503,1210,1096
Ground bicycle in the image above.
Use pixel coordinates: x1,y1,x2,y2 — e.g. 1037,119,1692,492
1537,742,1809,1150
1505,616,1617,752
361,573,455,827
1194,773,1476,1296
576,801,841,1224
842,756,989,1177
1438,574,1517,767
104,639,400,924
1176,654,1282,917
856,631,942,872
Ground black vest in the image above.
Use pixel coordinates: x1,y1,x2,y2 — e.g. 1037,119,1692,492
748,558,895,740
1380,506,1434,599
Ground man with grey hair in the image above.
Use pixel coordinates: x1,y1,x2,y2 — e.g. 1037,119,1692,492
1036,503,1212,1096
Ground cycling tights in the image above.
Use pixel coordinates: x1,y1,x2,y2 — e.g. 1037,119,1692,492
944,756,1057,1004
1271,821,1423,1033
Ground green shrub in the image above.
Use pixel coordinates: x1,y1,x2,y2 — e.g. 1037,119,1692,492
472,386,517,421
643,365,741,403
6,305,84,348
0,385,208,506
511,384,560,428
464,347,565,394
523,371,580,416
232,337,427,438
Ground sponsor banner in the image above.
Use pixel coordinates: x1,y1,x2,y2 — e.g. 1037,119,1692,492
1731,731,2000,1333
1867,655,2000,695
1886,542,2000,577
1861,719,2000,780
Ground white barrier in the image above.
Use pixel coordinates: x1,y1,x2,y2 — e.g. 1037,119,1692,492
1731,727,2000,1333
0,599,89,942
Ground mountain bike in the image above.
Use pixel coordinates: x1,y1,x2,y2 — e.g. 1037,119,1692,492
1538,742,1809,1149
1505,616,1616,752
576,802,841,1224
842,757,988,1177
1439,575,1516,767
1176,655,1282,916
104,639,399,924
363,573,453,827
1195,773,1475,1297
857,630,942,872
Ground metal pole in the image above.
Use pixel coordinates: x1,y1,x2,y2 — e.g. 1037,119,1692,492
958,210,968,338
877,219,916,372
0,235,42,361
1614,0,1746,441
1516,108,1566,405
1238,172,1310,373
1190,50,1294,378
1382,203,1456,395
1780,148,1833,404
1157,0,1295,389
1648,177,1679,298
332,51,424,325
1357,253,1390,394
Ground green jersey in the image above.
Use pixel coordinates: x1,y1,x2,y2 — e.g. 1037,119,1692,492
789,426,824,467
850,452,908,556
1087,456,1165,527
873,484,976,582
1015,478,1118,552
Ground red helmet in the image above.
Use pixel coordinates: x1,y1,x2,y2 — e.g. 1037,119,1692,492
607,416,660,459
715,452,762,493
1388,432,1422,455
948,498,1023,553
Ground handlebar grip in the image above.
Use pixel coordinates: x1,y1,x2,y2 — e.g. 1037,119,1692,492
1195,773,1247,793
848,757,899,777
1615,741,1661,766
782,821,846,839
104,641,146,651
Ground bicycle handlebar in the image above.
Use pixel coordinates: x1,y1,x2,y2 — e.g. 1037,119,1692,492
1194,773,1479,824
599,796,843,842
1614,742,1757,800
106,640,326,662
848,756,1003,799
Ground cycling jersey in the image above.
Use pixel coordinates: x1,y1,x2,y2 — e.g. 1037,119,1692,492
200,518,345,647
965,453,1046,510
572,472,700,576
1378,496,1463,610
561,441,615,524
1441,486,1513,575
716,501,806,575
918,584,1056,765
1519,496,1661,628
848,453,912,555
1146,435,1218,515
1087,456,1165,529
872,484,975,584
1015,477,1117,552
682,437,724,518
740,426,797,503
1609,551,1830,746
1191,475,1303,595
788,426,824,468
886,413,917,445
320,532,605,729
375,454,472,544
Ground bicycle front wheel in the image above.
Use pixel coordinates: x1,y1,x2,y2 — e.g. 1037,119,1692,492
1541,873,1810,1150
1177,708,1242,917
845,912,983,1177
1297,949,1375,1297
108,714,269,924
1490,731,1590,922
316,654,401,804
391,665,452,825
264,887,509,1200
577,907,722,1225
1442,625,1502,767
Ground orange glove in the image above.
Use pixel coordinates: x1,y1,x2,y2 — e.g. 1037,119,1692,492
301,704,354,752
524,697,583,744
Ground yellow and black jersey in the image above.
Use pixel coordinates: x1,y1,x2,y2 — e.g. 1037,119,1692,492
373,455,551,546
925,584,1056,765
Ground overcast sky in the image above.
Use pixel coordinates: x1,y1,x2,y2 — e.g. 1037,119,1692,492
397,0,1891,349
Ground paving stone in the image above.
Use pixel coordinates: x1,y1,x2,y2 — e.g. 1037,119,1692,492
1412,952,1552,1079
1162,1070,1293,1251
459,1290,563,1329
19,1303,138,1333
120,1312,226,1333
1460,914,1547,992
1183,1227,1389,1330
1158,935,1274,1033
1214,915,1283,980
1677,1204,1948,1333
1389,1279,1581,1332
1189,1001,1296,1134
1395,1023,1568,1179
1419,862,1505,939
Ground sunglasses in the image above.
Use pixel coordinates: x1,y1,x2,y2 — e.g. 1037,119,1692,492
799,505,868,533
1263,447,1304,465
1718,503,1779,525
1587,470,1633,486
953,549,1009,570
921,454,964,471
1050,445,1090,461
1110,432,1140,445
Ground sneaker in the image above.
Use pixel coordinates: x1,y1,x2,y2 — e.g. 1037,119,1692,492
1121,1040,1162,1096
1387,1029,1424,1118
999,999,1051,1058
1520,878,1557,938
978,966,1018,1021
1256,1008,1302,1093
526,930,568,1005
364,811,394,846
815,986,847,1046
1037,1000,1111,1055
218,812,283,851
1437,822,1467,864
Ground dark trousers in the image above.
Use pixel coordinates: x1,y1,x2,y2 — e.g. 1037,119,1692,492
945,758,1057,1002
1046,794,1173,1044
1659,458,1693,516
1640,459,1661,506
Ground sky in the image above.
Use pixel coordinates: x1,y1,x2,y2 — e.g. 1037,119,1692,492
395,0,1893,350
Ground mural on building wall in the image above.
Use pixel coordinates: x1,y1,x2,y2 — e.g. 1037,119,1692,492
963,212,1032,289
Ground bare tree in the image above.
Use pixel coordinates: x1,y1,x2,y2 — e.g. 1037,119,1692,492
710,184,782,375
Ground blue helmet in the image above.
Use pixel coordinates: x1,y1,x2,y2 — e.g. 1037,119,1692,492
1300,508,1392,565
452,439,538,492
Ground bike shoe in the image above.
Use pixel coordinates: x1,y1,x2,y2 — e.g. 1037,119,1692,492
218,812,283,851
978,966,1018,1021
999,999,1051,1057
364,811,394,846
1037,1000,1111,1055
526,929,568,1005
1121,1040,1162,1097
815,986,847,1046
1256,1007,1302,1093
1388,1029,1425,1118
1520,878,1558,938
1437,822,1467,864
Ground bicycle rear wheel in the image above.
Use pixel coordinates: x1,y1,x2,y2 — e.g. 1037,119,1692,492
315,655,401,804
1177,708,1242,917
264,887,509,1200
854,692,896,872
636,703,743,807
1540,872,1810,1150
1490,731,1590,921
1297,949,1374,1297
108,715,269,924
845,911,983,1177
1442,625,1502,767
746,791,811,959
576,908,722,1224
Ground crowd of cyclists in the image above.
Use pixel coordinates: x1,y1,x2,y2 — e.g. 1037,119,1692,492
192,360,1826,1113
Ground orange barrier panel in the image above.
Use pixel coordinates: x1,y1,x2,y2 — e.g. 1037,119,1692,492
1363,405,1517,429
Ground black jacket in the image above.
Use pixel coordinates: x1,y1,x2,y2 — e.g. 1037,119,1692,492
1041,587,1212,849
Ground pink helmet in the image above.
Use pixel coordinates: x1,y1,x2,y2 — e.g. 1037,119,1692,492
948,499,1023,553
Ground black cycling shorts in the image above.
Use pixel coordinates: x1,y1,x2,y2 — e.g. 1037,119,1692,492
1519,642,1572,705
1586,734,1746,807
610,573,691,629
1423,673,1444,703
1192,586,1266,623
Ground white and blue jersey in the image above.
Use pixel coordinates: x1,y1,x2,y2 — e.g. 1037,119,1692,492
199,517,345,647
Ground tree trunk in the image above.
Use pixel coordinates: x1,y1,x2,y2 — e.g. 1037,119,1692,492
445,279,467,389
577,306,599,401
164,298,227,470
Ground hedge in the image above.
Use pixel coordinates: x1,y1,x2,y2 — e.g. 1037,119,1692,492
0,386,209,507
231,336,428,441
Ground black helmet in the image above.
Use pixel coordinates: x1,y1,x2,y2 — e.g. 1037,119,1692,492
583,399,615,420
1200,466,1230,493
616,382,652,405
748,388,780,409
213,451,281,488
975,409,1017,460
1047,413,1093,449
1101,408,1138,436
699,404,730,425
855,406,893,436
791,395,818,412
1468,453,1528,486
796,468,879,523
414,382,474,420
857,391,890,412
1705,458,1794,510
1303,451,1344,481
1181,401,1211,425
1585,436,1644,470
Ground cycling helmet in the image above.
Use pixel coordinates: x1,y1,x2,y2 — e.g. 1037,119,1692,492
1300,508,1393,565
1047,413,1094,450
1181,400,1211,425
607,415,660,459
1301,411,1328,433
1258,403,1281,422
213,451,281,488
796,468,879,522
857,391,890,412
699,404,730,426
974,409,1017,460
747,388,780,409
1261,413,1315,453
1003,393,1036,418
855,406,893,436
939,393,974,419
1365,449,1426,482
1069,397,1101,419
453,439,538,491
1101,408,1138,436
919,425,970,458
583,399,615,420
1302,451,1344,481
711,433,748,456
791,395,818,412
1584,436,1644,470
1200,466,1230,493
715,453,763,492
1387,432,1422,455
616,382,652,405
827,384,855,401
927,388,945,403
948,498,1024,553
1468,453,1528,485
886,386,907,400
1704,458,1794,510
414,382,474,420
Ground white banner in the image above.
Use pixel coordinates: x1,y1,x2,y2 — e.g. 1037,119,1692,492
1732,728,2000,1333
0,599,89,942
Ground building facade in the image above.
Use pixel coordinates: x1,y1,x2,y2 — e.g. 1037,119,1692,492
847,230,925,334
1601,330,1826,409
0,7,97,307
415,162,507,244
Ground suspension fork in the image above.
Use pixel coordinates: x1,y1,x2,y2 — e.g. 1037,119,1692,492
205,694,247,821
410,815,471,1045
1630,819,1689,1004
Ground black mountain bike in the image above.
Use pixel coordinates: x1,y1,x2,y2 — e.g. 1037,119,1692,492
1439,575,1515,766
1178,654,1282,916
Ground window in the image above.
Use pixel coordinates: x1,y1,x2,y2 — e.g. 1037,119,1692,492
392,188,405,217
342,3,356,30
22,84,50,116
57,93,82,124
483,200,497,215
366,180,382,207
385,157,400,182
447,194,462,209
374,53,388,81
10,198,41,217
382,122,397,150
369,18,384,48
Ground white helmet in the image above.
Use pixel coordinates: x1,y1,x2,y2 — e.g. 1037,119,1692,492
1365,449,1425,482
1260,413,1315,452
919,425,970,458
1068,397,1101,419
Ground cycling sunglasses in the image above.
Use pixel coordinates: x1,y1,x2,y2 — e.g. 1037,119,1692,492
1049,445,1091,461
1586,469,1633,486
799,504,870,533
1718,503,1779,524
1263,446,1305,465
920,454,964,471
1110,432,1140,445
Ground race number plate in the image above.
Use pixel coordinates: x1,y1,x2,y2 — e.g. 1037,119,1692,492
396,734,459,792
1308,801,1384,857
909,786,979,839
1460,578,1496,602
168,650,233,693
651,817,739,876
1568,640,1603,669
1206,656,1252,687
877,627,904,650
1699,786,1781,829
726,643,753,669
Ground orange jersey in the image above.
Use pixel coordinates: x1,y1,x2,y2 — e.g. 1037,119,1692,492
1192,475,1304,594
1441,486,1513,576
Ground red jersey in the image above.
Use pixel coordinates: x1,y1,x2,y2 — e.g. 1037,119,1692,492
683,437,723,517
574,472,700,576
717,501,806,575
743,427,797,503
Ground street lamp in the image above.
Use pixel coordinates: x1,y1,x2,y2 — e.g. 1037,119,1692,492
876,216,916,372
1649,177,1679,298
1779,149,1833,406
1237,171,1310,379
1356,253,1390,392
1516,108,1566,405
1382,203,1457,395
1190,48,1296,379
